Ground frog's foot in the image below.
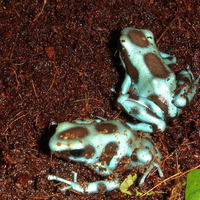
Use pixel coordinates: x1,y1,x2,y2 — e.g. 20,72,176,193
48,172,120,194
173,67,199,107
139,162,163,184
117,94,166,132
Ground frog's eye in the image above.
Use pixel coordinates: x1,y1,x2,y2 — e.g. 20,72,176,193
69,145,95,159
69,149,85,157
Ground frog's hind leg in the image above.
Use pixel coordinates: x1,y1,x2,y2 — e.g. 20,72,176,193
173,67,199,108
117,94,166,133
48,174,120,194
139,162,163,184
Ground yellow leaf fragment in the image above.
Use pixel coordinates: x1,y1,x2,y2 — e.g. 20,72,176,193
120,174,137,195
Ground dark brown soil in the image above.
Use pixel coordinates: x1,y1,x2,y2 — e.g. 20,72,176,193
0,1,199,199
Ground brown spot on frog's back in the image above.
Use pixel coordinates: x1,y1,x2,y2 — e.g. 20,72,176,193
96,123,117,134
84,145,96,159
144,53,169,78
98,183,107,192
99,142,118,166
128,29,149,47
148,94,168,115
121,50,139,83
59,127,88,140
130,107,140,115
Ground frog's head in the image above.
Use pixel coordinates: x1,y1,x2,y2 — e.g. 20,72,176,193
120,27,154,52
49,122,95,163
119,28,155,82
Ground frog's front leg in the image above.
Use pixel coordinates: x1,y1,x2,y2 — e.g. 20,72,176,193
130,139,163,184
117,94,166,133
74,119,102,124
159,51,176,66
120,73,132,95
139,161,163,184
173,67,199,108
74,116,107,125
48,173,120,194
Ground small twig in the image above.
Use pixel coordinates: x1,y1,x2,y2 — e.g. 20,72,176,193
141,164,200,197
47,62,59,91
174,150,180,185
156,15,179,44
9,33,18,59
73,98,101,103
12,2,21,18
28,193,62,199
2,111,29,135
92,106,106,114
74,92,102,112
33,0,47,22
169,181,184,200
71,35,93,56
84,92,89,111
162,140,197,164
12,68,20,89
113,111,122,120
31,80,39,103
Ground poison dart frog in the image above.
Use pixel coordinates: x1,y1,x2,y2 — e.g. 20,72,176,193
117,27,199,133
48,119,163,194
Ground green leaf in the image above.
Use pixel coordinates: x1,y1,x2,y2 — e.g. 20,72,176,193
185,169,200,200
119,174,137,195
119,174,162,196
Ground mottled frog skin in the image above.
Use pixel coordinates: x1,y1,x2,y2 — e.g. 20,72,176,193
117,27,199,133
48,27,199,194
48,119,163,194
